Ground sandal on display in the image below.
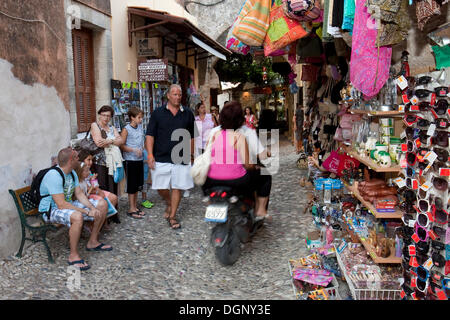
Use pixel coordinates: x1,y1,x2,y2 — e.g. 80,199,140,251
168,218,181,229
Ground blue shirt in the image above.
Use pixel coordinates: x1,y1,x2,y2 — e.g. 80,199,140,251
38,167,79,212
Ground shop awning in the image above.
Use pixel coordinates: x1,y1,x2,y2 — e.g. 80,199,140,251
127,7,231,64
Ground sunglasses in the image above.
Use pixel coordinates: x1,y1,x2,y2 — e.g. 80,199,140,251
432,161,447,174
417,211,432,228
432,251,446,268
432,194,446,211
432,130,449,148
416,240,430,255
418,101,431,112
418,160,430,171
404,114,423,126
419,130,431,145
406,165,417,178
415,223,430,242
431,175,449,191
433,225,447,240
401,202,417,214
431,240,446,251
416,265,430,282
433,205,449,225
434,147,449,162
406,177,419,189
435,118,450,129
418,118,432,128
406,140,417,153
434,86,449,97
415,89,434,99
416,277,429,293
405,127,417,140
434,99,449,116
417,76,433,85
406,152,418,166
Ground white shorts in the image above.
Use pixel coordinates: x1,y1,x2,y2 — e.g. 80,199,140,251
151,162,194,190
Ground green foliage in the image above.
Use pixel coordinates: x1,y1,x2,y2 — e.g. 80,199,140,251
214,54,283,86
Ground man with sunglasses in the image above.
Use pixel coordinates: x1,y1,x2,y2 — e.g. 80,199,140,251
38,147,112,271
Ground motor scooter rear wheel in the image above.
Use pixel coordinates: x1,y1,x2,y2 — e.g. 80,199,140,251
215,229,241,266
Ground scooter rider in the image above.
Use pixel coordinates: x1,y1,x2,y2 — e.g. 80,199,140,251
205,102,272,220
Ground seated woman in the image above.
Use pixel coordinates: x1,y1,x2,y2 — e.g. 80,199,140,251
203,101,266,215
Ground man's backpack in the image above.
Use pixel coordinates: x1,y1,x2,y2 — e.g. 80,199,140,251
30,166,74,216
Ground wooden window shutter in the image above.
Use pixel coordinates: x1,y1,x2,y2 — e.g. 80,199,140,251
72,29,96,132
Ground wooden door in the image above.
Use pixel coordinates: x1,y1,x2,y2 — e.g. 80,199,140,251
72,28,96,132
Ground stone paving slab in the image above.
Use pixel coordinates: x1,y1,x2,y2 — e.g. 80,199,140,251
0,138,350,300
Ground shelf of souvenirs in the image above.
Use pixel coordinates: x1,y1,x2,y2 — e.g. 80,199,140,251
349,109,404,117
342,146,402,173
341,180,403,220
342,222,402,264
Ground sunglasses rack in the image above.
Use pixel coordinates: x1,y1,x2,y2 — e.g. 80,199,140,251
397,75,450,300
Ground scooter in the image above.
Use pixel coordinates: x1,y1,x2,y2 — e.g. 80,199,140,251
203,186,265,266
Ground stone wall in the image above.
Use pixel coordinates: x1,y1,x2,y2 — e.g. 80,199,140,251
74,0,111,15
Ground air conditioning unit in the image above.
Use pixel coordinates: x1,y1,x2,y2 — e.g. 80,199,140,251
137,37,162,57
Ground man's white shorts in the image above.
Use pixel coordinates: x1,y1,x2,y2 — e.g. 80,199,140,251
151,162,194,190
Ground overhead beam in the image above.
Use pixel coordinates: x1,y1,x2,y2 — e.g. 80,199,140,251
130,20,169,33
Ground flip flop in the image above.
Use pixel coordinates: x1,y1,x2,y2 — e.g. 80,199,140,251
127,212,143,219
136,209,146,217
168,218,181,229
86,243,113,252
68,259,90,271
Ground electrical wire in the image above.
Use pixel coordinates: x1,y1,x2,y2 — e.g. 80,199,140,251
184,0,226,13
0,9,66,43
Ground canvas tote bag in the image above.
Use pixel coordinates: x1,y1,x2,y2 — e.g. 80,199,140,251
232,0,271,47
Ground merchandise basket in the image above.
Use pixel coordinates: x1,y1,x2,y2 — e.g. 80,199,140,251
288,260,341,300
335,248,401,300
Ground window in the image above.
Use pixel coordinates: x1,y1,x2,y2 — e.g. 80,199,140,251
72,28,96,132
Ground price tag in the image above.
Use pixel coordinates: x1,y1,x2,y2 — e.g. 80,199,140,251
431,93,436,106
402,94,410,104
436,289,448,300
439,168,450,176
400,157,408,168
423,258,434,270
398,105,406,113
400,290,406,299
410,95,419,105
401,144,408,152
408,219,416,228
424,151,438,164
420,181,431,191
394,177,406,188
426,124,436,137
408,245,416,256
411,278,417,288
142,82,146,89
411,233,420,243
396,76,408,90
132,82,137,89
410,105,420,112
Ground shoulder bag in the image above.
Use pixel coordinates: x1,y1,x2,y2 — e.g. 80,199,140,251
190,131,219,186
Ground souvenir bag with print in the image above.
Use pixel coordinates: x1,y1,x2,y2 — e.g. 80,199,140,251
232,0,271,47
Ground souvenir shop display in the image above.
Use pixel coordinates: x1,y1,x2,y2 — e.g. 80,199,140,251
227,0,450,300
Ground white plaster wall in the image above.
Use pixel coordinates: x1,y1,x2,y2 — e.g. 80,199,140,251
111,0,199,82
0,59,71,258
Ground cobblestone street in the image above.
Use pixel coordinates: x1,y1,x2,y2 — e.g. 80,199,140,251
0,138,345,300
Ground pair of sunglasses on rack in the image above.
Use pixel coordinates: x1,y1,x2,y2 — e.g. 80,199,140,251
431,130,450,148
432,205,449,225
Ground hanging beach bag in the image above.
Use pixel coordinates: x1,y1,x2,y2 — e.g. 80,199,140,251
264,0,308,56
226,3,251,55
322,150,341,174
190,132,217,186
232,0,271,47
337,153,360,176
350,0,392,99
283,0,322,22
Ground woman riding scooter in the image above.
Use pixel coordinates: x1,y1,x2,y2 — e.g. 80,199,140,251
202,102,271,218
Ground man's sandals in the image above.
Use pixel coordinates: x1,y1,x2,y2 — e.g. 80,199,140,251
168,217,181,229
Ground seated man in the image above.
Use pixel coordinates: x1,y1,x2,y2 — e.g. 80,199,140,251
38,147,112,271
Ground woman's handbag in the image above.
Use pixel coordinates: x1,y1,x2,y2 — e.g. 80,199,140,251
296,152,308,169
80,131,101,154
190,132,217,186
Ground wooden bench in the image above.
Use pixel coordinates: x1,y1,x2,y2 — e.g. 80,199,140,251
8,186,60,263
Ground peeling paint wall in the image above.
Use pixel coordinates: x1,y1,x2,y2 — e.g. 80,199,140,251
0,59,71,258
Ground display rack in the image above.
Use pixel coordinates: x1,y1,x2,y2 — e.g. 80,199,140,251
335,247,401,300
342,146,401,173
341,181,403,219
349,109,403,117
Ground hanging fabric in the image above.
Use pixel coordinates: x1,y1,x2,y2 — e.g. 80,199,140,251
232,0,271,46
416,0,441,31
264,0,308,56
341,0,355,35
350,0,392,99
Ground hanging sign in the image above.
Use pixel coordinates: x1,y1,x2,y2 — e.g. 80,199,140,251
137,58,169,82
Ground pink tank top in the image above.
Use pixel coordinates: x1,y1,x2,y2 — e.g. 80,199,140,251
208,130,247,180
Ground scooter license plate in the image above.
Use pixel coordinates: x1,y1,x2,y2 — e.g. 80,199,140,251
205,204,228,223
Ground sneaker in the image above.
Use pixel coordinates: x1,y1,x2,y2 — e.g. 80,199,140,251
183,190,190,198
141,200,154,208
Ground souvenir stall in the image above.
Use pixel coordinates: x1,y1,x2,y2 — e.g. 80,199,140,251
225,0,449,300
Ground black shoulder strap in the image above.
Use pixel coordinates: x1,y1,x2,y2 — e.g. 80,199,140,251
52,166,66,188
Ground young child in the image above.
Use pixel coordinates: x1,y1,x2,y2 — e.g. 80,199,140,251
77,149,118,230
120,107,146,220
141,149,154,209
